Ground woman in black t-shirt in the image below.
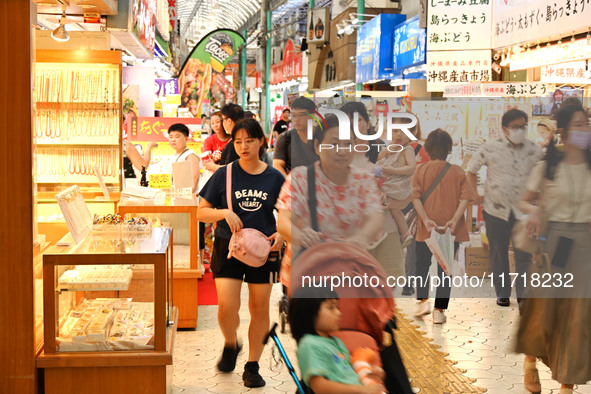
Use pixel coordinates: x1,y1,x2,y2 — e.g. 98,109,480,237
198,118,285,389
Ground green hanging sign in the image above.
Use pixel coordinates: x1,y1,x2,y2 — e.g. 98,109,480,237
177,29,245,116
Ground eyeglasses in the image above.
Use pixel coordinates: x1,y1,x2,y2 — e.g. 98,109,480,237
507,124,528,130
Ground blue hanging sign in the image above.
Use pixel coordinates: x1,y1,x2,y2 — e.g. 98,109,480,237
356,13,406,84
393,16,426,72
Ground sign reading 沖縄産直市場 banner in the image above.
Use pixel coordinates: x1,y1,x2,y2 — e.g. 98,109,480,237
427,50,491,92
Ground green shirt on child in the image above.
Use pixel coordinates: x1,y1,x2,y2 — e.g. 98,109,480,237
297,334,361,387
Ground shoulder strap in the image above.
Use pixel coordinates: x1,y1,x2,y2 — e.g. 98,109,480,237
285,130,292,165
226,162,233,213
307,164,319,231
175,148,190,162
414,144,422,155
421,163,451,204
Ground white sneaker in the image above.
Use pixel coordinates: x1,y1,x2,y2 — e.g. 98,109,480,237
432,309,447,324
414,300,431,317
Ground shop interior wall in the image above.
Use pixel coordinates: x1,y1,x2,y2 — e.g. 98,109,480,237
0,0,36,393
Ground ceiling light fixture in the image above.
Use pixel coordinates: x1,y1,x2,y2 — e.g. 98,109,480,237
349,13,374,25
51,6,69,42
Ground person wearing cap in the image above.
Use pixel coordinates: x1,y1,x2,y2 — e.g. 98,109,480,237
536,118,557,149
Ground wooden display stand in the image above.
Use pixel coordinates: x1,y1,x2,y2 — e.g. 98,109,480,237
37,228,177,394
118,199,201,328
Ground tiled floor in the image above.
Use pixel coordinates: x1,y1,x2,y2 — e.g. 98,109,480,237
172,283,591,393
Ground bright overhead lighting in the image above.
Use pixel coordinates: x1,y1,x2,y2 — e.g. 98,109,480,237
344,25,355,35
51,9,69,42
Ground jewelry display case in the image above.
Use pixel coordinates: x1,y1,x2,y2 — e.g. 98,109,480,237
37,227,177,394
33,49,123,244
34,50,122,188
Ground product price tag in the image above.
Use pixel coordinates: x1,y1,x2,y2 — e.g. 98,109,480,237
149,174,172,189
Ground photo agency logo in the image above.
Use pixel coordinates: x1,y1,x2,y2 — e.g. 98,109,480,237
306,110,418,152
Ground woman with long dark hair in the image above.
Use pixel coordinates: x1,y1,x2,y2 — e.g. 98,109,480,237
516,103,591,394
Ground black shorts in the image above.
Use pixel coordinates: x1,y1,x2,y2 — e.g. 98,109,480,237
199,222,205,250
211,236,280,284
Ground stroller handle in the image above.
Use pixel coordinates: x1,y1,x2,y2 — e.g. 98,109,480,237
264,322,278,345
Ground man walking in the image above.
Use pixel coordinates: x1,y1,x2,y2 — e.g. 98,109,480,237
467,109,542,307
273,97,318,176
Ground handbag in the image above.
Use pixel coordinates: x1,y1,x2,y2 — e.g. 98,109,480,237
512,214,548,255
405,163,451,236
512,167,548,255
225,162,271,267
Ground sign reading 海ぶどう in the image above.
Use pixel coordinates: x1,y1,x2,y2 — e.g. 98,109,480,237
428,0,492,51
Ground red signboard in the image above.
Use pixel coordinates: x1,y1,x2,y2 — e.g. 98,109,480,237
127,117,202,142
270,39,303,85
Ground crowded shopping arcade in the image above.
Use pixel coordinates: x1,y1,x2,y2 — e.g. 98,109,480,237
2,0,591,392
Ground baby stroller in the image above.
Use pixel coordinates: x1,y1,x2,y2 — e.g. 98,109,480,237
267,242,413,394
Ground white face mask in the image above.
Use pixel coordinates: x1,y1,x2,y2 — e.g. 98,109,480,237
506,128,526,144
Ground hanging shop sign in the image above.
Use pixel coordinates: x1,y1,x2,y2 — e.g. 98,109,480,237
509,38,591,71
127,117,202,142
307,7,330,45
270,39,304,85
155,0,170,41
132,0,157,55
177,29,245,116
494,0,591,49
427,0,492,51
541,61,591,84
393,16,426,72
427,50,491,92
155,79,179,98
356,13,406,84
443,82,553,97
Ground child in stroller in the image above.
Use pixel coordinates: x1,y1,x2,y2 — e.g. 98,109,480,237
289,287,386,393
267,242,413,394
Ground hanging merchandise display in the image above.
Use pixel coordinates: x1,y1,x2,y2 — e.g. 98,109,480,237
177,29,245,116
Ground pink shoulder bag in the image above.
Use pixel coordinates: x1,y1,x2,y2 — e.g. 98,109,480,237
225,162,271,267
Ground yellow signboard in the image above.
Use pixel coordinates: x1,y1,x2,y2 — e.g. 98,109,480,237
149,173,172,189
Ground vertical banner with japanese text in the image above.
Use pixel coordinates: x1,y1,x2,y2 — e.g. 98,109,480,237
427,0,493,51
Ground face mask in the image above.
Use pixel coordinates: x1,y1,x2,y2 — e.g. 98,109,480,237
507,128,526,144
568,130,591,150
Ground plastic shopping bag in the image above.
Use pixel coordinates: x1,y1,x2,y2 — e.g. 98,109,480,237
425,227,457,276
